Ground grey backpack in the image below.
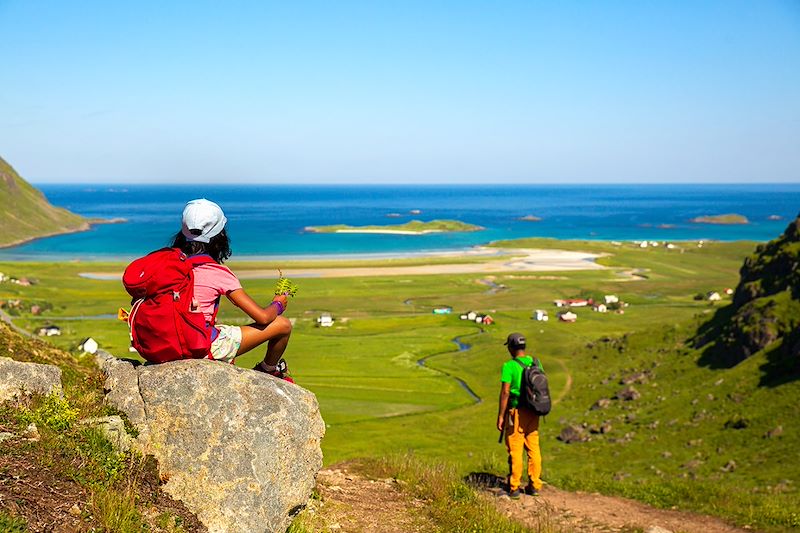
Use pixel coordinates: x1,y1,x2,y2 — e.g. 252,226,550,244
514,358,551,416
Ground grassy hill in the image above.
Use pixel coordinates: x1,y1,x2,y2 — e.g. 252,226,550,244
2,236,799,530
697,214,800,376
0,321,202,531
0,155,88,248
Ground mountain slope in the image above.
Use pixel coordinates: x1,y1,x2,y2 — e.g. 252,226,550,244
0,155,88,247
697,213,800,377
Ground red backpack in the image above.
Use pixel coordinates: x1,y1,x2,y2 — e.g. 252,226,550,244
122,248,216,363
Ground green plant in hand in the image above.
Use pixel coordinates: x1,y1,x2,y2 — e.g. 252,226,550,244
274,269,299,297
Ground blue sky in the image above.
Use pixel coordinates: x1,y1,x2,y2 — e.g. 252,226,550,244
1,1,798,183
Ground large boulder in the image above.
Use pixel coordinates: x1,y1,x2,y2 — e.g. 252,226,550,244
96,352,325,533
0,356,62,403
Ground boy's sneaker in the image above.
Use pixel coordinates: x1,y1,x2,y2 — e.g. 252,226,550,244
253,359,295,383
524,485,540,496
509,489,522,500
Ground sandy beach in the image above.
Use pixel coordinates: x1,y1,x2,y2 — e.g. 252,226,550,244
79,247,604,280
330,229,443,235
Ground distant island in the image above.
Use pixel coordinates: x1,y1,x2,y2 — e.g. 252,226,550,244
690,214,749,225
768,215,784,221
517,215,542,222
305,219,484,235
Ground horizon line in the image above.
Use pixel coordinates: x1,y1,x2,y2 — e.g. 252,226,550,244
29,180,800,187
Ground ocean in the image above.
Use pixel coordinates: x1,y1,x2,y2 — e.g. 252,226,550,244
3,184,798,260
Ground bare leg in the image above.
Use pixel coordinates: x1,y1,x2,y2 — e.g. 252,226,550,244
237,316,292,366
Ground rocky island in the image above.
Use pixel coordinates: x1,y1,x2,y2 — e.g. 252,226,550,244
690,213,749,225
305,219,484,235
517,214,542,222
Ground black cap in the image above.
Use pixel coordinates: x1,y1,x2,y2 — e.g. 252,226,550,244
504,332,526,347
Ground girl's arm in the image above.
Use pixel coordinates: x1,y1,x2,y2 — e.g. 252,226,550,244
227,289,288,325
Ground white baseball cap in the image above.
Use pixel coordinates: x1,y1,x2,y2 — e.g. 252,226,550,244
181,199,227,243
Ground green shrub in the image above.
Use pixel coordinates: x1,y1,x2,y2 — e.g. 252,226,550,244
91,489,145,533
0,511,27,533
19,393,78,431
361,453,539,533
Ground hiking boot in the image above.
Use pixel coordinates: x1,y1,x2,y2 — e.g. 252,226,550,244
524,485,540,496
509,489,522,500
253,359,295,383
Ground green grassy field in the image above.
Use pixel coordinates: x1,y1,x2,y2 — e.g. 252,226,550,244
1,239,798,531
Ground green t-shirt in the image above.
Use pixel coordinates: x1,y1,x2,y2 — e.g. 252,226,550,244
500,356,542,408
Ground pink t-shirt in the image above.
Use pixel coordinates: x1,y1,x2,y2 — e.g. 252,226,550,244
192,262,242,324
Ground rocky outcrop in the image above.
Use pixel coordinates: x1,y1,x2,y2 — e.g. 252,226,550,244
557,424,588,444
698,214,800,369
96,352,325,533
0,357,62,402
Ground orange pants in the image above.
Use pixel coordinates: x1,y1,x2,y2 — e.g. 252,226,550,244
504,407,542,491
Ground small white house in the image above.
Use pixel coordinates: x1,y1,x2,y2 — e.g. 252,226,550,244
593,304,608,313
707,292,722,302
604,294,619,304
558,311,577,323
639,241,648,248
317,313,334,327
532,309,549,321
466,311,478,321
78,337,99,354
38,325,61,336
724,288,734,295
0,272,7,282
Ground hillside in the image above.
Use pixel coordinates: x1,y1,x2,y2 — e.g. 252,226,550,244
0,321,204,531
697,213,800,378
0,155,88,248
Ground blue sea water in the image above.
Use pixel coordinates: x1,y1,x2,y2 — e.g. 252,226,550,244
2,184,799,260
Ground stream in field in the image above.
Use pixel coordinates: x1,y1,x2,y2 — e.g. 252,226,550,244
416,334,482,403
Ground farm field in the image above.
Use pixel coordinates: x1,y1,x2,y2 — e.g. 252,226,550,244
2,239,798,531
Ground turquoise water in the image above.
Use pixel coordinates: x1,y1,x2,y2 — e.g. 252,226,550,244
2,184,798,260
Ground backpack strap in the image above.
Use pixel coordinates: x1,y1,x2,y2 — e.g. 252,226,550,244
186,254,223,327
513,358,532,369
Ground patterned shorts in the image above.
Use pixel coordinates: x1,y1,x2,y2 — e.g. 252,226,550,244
209,324,242,363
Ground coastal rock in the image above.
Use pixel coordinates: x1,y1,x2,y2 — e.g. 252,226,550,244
615,385,641,401
557,424,588,444
590,398,611,410
96,351,147,428
99,356,325,533
764,425,784,439
0,356,62,403
619,371,650,385
81,415,134,453
645,526,673,533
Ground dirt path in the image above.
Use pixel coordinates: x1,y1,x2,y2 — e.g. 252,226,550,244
309,467,433,532
312,466,750,533
484,484,750,533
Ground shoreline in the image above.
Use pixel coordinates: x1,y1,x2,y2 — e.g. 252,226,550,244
0,237,754,264
75,247,605,280
0,217,127,251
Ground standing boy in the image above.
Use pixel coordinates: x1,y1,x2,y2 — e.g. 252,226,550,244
497,332,543,498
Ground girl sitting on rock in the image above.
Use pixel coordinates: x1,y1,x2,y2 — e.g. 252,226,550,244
172,198,294,382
